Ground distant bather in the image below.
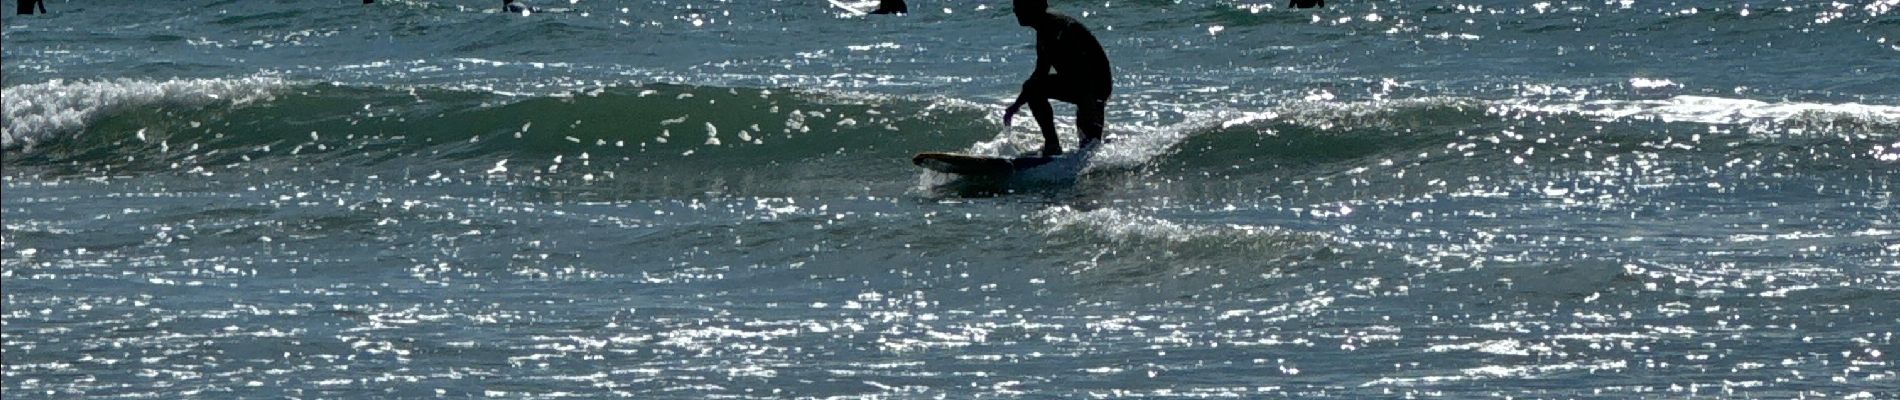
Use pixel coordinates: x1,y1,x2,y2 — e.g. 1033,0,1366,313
18,0,47,15
870,0,908,15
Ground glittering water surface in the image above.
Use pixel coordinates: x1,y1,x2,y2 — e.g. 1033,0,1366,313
5,0,1899,398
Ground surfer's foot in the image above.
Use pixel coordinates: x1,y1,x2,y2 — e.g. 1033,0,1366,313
1039,146,1064,157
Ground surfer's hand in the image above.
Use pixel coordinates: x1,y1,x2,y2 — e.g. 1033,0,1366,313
1003,104,1020,126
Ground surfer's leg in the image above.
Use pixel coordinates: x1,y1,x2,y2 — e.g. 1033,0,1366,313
1077,97,1106,149
1041,76,1106,150
1023,77,1062,155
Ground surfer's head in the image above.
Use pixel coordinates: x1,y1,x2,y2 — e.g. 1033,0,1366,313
1013,0,1047,26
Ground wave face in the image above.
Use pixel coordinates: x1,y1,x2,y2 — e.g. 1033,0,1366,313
4,1,1898,398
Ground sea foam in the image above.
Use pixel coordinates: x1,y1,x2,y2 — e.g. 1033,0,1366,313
2,77,287,150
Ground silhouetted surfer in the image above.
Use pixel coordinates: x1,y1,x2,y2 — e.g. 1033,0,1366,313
870,0,907,15
1003,0,1112,156
1288,0,1323,9
17,0,46,15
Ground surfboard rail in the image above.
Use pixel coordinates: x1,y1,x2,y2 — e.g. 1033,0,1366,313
911,152,1057,177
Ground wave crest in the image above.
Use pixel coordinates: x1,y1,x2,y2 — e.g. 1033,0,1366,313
2,76,287,150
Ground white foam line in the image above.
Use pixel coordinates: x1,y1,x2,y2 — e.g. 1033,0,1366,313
1498,95,1900,127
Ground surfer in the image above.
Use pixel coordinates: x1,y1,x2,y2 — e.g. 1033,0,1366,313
1288,0,1324,9
17,0,45,15
870,0,907,15
1002,0,1112,157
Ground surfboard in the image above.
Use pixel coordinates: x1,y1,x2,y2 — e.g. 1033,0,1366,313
912,152,1059,177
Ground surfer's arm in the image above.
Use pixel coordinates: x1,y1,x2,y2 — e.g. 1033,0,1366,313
1004,54,1052,117
1005,31,1058,125
1012,57,1052,98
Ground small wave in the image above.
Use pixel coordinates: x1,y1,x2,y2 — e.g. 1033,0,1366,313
2,80,1000,192
954,97,1485,179
1425,339,1553,356
1496,95,1900,133
2,76,288,150
1265,97,1487,130
1032,206,1340,298
1035,206,1316,251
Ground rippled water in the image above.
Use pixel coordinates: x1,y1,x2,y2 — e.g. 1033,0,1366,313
4,0,1898,398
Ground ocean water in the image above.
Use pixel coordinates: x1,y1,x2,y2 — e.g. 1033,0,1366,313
3,0,1898,397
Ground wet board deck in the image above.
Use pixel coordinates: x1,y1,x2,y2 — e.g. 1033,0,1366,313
911,152,1059,177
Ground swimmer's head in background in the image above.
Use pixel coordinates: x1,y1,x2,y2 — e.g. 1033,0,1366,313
1013,0,1047,26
